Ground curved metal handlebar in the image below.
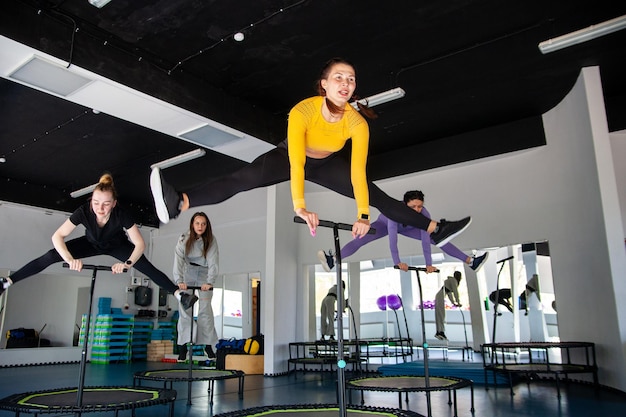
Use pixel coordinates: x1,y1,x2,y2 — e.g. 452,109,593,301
393,265,440,273
293,216,376,234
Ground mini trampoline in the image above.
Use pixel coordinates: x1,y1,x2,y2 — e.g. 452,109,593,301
346,375,474,416
133,368,244,405
213,403,425,417
0,385,176,416
0,265,178,417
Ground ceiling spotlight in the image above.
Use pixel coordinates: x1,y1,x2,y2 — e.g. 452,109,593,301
538,14,626,54
0,157,6,163
88,0,113,8
234,32,245,42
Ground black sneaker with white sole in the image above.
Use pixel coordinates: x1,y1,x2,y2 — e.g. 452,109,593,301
179,292,198,310
431,217,472,247
470,252,489,271
150,167,182,224
434,332,448,341
317,250,335,272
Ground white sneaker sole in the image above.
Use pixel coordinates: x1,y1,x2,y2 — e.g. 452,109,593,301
150,168,170,224
435,217,472,247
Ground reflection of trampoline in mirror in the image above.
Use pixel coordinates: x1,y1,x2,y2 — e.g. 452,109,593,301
0,264,177,417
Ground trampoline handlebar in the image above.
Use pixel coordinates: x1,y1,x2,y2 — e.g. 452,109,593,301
63,263,126,272
293,216,375,234
179,285,212,291
394,265,439,273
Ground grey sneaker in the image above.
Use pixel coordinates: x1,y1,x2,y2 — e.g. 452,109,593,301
317,250,335,272
470,252,489,271
180,292,198,310
150,167,182,224
431,217,472,247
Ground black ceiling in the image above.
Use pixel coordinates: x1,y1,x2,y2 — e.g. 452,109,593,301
1,0,625,227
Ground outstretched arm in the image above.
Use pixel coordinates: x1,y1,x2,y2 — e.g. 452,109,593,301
51,219,80,270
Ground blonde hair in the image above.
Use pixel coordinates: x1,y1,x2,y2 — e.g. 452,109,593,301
93,173,118,200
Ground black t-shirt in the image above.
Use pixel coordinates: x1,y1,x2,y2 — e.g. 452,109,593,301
69,202,135,251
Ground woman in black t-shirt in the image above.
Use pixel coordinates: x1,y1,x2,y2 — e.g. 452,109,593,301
0,174,197,310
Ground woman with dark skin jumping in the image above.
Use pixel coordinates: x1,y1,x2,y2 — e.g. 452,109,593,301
151,58,470,243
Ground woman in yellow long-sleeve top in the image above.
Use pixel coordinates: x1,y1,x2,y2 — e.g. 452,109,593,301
150,58,470,244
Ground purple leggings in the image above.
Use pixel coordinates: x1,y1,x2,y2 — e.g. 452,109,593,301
341,220,467,262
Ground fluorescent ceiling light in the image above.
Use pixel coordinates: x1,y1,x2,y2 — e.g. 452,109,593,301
538,15,626,54
9,56,92,96
179,124,243,148
70,183,97,198
1,36,273,164
351,87,406,110
150,148,206,170
88,0,113,8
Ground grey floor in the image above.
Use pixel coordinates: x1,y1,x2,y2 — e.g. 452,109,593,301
0,355,624,417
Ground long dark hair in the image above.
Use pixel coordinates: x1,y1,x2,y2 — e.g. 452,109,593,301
317,57,377,120
186,212,213,258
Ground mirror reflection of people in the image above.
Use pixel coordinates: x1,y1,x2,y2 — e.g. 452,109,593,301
320,281,347,341
174,212,220,361
435,271,463,341
489,288,514,313
519,273,541,311
0,174,197,310
151,58,470,243
318,190,487,273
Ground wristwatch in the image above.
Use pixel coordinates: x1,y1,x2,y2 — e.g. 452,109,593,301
360,213,369,220
125,260,133,266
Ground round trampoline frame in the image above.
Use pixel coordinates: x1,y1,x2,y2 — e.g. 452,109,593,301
0,265,178,417
0,385,176,417
133,368,245,405
346,375,474,416
213,403,426,417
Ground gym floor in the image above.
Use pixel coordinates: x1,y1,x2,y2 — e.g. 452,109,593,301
0,354,624,417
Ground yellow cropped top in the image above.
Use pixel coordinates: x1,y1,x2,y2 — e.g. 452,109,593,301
287,96,370,219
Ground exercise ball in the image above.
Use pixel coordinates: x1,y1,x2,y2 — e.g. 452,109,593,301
387,294,402,310
376,295,387,310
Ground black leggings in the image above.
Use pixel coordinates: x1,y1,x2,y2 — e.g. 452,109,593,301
9,237,178,293
186,142,432,230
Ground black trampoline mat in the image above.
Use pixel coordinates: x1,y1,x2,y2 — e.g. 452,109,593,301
141,369,238,380
214,404,424,417
349,376,457,390
19,387,158,407
493,364,587,372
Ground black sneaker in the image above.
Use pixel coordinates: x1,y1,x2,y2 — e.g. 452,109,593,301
205,345,216,359
150,167,182,224
434,332,447,341
470,252,489,271
179,292,198,310
317,250,335,272
431,217,472,247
